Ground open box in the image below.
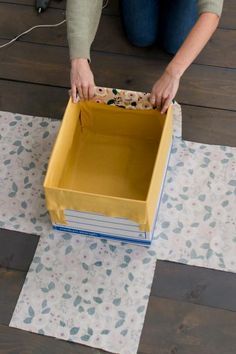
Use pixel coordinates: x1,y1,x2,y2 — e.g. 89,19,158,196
44,87,173,246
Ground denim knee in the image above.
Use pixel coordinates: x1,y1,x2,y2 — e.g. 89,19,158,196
127,32,157,48
120,0,159,48
160,0,198,55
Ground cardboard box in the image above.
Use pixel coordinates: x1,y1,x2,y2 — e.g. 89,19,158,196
44,87,173,246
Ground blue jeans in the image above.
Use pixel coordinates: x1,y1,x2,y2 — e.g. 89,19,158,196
120,0,197,54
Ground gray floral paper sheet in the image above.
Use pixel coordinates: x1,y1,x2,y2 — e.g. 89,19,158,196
0,106,235,354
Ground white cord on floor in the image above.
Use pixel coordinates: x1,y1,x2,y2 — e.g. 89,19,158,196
0,0,109,50
0,19,66,49
103,0,109,9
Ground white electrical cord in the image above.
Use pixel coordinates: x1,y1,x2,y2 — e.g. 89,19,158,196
103,0,109,8
0,19,66,49
0,0,109,49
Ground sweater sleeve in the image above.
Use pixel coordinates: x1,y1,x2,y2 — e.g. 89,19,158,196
198,0,224,17
66,0,103,61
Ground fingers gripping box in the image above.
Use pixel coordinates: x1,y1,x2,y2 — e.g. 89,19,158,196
44,87,173,246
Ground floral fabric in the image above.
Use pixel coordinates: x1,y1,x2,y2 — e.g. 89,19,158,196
153,135,236,270
10,227,156,354
91,86,156,110
0,105,235,354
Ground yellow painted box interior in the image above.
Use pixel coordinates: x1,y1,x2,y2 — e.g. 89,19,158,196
44,92,173,236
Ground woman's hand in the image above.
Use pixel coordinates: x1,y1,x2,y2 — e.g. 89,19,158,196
70,58,95,102
150,67,180,114
150,12,220,114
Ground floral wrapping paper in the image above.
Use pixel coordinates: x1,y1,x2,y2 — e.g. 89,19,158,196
91,86,155,110
0,97,235,354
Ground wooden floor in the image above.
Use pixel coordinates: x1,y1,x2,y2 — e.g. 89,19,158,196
0,0,236,353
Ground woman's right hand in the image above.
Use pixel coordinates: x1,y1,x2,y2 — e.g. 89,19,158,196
70,58,95,102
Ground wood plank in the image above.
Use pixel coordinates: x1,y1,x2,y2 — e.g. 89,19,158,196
139,296,236,354
152,261,236,312
195,28,236,68
94,13,236,69
102,0,120,16
0,3,66,46
96,17,236,68
1,79,235,149
0,79,68,119
0,3,235,68
1,41,236,111
1,267,236,354
0,229,39,272
0,324,108,354
0,0,119,14
2,261,236,354
182,105,236,147
0,0,235,27
220,0,236,29
0,0,66,10
104,0,236,27
0,41,71,87
0,267,26,325
1,73,236,147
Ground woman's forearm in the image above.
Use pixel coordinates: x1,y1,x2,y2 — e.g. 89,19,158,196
166,12,220,79
150,12,220,112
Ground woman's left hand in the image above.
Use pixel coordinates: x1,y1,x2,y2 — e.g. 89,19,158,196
150,68,180,114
